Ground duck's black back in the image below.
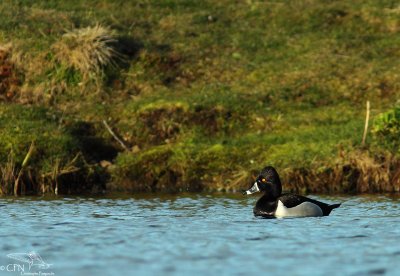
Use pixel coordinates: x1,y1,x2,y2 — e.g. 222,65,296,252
279,193,340,216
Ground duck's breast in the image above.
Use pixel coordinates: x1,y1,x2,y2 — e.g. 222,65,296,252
275,200,323,218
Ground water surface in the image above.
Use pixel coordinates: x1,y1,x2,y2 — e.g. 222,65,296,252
0,194,399,276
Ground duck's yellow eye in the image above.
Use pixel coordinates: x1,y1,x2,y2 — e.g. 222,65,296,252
262,178,266,182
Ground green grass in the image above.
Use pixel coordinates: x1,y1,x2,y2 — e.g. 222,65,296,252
0,0,399,194
0,104,75,163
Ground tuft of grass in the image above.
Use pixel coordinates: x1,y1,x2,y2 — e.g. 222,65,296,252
53,24,121,81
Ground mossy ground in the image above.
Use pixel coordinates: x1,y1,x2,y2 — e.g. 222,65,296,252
1,0,400,194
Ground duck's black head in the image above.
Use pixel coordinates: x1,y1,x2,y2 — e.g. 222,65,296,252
243,166,282,198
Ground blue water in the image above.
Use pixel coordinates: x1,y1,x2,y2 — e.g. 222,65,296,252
0,194,399,276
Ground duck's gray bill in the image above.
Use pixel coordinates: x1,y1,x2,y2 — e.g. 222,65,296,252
243,182,259,195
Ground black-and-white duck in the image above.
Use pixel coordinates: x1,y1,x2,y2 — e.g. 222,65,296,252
244,166,341,218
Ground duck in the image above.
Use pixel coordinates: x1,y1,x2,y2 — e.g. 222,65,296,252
243,166,341,218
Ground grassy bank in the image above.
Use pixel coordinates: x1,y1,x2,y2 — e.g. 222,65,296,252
1,0,400,195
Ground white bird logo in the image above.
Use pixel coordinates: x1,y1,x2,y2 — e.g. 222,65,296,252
7,251,52,270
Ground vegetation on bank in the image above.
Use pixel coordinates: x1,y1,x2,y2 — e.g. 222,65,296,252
1,0,400,195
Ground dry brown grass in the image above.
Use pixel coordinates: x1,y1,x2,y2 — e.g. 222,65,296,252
40,153,81,195
282,150,400,194
53,24,122,80
347,150,400,193
0,43,21,101
0,152,17,195
0,42,56,104
0,146,83,196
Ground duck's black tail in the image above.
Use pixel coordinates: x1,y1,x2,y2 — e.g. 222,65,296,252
326,203,341,215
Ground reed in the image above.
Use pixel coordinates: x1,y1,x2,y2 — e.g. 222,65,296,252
0,152,16,195
41,153,81,195
14,141,35,196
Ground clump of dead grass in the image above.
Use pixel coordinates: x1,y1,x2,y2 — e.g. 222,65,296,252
282,150,400,193
0,43,21,101
346,150,399,193
53,25,122,81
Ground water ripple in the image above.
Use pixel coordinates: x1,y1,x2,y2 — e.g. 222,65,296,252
0,194,399,275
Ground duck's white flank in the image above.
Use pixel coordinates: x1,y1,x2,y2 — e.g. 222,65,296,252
275,200,323,218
